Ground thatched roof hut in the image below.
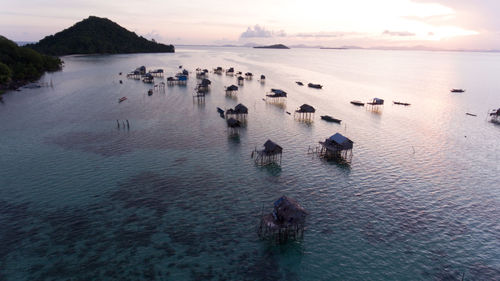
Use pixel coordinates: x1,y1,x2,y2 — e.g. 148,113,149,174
234,103,248,114
272,196,307,226
263,139,282,155
237,76,244,81
268,89,287,97
325,133,353,150
201,78,211,86
261,74,266,79
297,104,316,113
226,85,238,91
258,196,308,241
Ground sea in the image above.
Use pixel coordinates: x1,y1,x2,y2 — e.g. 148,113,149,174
0,46,499,280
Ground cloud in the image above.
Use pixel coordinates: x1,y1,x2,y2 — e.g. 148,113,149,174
240,25,286,38
382,30,416,36
295,33,340,38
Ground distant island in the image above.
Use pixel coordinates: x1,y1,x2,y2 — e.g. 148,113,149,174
26,16,175,56
254,44,290,49
0,36,62,93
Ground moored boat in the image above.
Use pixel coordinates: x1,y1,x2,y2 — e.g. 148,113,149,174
393,101,411,106
350,100,364,106
296,81,304,86
308,83,323,89
118,97,127,103
321,115,341,123
450,88,465,93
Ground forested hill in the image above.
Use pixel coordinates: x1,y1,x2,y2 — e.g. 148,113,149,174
0,36,62,92
26,16,175,55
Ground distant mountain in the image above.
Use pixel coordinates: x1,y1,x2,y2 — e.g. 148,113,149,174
253,44,290,49
26,16,174,56
0,35,62,92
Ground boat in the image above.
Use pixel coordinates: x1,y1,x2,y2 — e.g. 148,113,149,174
321,115,341,123
393,101,411,106
148,89,153,96
296,81,304,86
350,100,364,106
217,107,224,115
118,97,127,103
451,88,465,93
308,83,323,89
466,113,477,117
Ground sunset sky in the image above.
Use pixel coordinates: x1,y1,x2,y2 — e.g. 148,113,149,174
1,0,499,50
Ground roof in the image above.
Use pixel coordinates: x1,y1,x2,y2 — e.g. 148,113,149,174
272,196,307,226
201,78,211,86
372,98,384,104
327,133,353,149
297,104,315,113
234,103,248,114
226,85,238,91
263,139,282,154
237,76,244,80
270,89,287,96
261,75,266,79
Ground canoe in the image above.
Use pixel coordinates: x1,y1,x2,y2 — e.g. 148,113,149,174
118,97,127,103
450,89,465,93
393,101,411,106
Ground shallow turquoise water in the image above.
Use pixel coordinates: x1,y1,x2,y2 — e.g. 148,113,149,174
0,47,499,280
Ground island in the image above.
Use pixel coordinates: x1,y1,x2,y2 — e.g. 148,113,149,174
253,44,290,49
0,36,62,93
26,16,175,56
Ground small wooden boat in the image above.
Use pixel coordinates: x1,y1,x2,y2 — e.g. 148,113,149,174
321,115,341,123
217,107,224,115
308,83,323,89
118,97,127,103
148,89,153,96
296,81,304,86
350,100,364,106
393,101,411,106
466,113,477,117
451,88,465,93
286,111,291,115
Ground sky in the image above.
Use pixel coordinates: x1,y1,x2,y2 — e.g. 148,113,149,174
1,0,499,50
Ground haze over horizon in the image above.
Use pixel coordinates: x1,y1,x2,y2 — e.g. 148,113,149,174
1,0,500,50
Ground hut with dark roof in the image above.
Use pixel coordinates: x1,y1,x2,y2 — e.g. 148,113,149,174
214,66,223,74
149,69,164,77
225,84,239,95
258,196,308,242
367,98,384,111
245,72,253,80
318,132,354,162
225,103,248,121
126,70,141,80
197,78,211,93
142,73,154,83
137,66,146,75
266,88,287,104
489,108,500,124
295,104,316,121
251,139,283,166
237,76,245,86
226,67,235,76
